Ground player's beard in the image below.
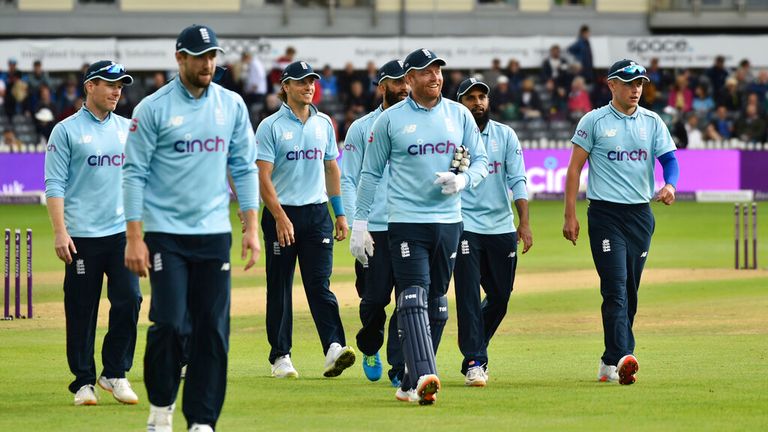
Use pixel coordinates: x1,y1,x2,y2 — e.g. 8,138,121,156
184,68,212,90
384,87,407,107
472,108,490,131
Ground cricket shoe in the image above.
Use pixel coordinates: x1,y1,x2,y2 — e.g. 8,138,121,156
415,374,440,405
362,352,383,381
271,355,299,378
395,387,418,403
597,360,619,383
188,424,214,432
323,343,356,377
617,354,639,385
98,376,139,404
465,365,488,387
74,384,97,406
147,403,175,432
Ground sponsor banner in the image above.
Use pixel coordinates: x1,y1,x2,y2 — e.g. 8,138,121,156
0,153,45,194
740,151,768,193
2,35,766,71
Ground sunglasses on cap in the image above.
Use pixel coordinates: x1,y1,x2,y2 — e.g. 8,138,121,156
608,64,646,78
88,63,126,78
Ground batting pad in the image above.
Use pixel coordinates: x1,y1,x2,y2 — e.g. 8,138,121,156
397,286,437,382
429,295,449,354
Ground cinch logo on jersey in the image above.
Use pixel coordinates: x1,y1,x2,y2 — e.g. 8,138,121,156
488,161,502,174
174,136,227,153
607,148,648,161
87,153,126,167
407,140,456,155
343,142,357,152
287,148,323,160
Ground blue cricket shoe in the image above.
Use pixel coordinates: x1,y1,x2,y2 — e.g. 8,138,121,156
362,352,383,381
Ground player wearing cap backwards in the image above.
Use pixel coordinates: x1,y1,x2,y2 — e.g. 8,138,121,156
123,25,260,432
563,59,679,386
453,78,532,387
256,60,355,380
351,48,489,405
340,60,409,386
45,60,142,407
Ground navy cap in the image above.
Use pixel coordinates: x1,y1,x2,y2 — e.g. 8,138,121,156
403,48,446,73
176,24,225,56
280,61,321,83
457,78,490,99
375,60,406,85
607,59,649,83
83,60,134,86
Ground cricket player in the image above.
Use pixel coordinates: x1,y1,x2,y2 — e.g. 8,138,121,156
45,60,142,407
256,60,355,380
351,48,489,404
341,60,408,386
563,59,679,385
454,78,532,387
123,25,260,432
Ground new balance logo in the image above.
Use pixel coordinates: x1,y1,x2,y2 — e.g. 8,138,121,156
221,263,230,271
603,129,617,138
508,251,516,258
400,242,410,258
461,240,470,255
602,239,611,253
403,124,417,134
153,253,163,271
273,241,281,256
322,238,330,244
75,259,85,275
640,251,648,258
450,252,457,259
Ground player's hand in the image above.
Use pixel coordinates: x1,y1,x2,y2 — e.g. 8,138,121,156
434,171,467,195
517,222,533,254
275,214,295,247
54,230,77,264
335,215,349,241
655,184,676,206
562,215,580,246
237,209,246,233
350,220,374,266
241,228,261,271
125,237,151,277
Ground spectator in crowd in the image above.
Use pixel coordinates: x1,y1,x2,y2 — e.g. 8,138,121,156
146,72,167,96
673,112,704,149
504,59,524,92
667,74,693,113
567,24,594,83
59,97,83,122
337,62,362,105
545,78,568,120
568,76,592,120
646,57,671,91
319,64,339,100
516,78,543,119
363,61,378,96
490,75,516,120
541,44,568,84
591,74,612,108
737,58,754,85
27,60,51,97
8,71,30,117
706,55,729,96
743,92,764,116
56,74,81,118
0,78,6,121
245,52,268,106
717,77,743,113
735,103,766,143
442,69,464,100
485,58,503,87
3,58,20,85
255,93,282,127
268,46,296,91
2,128,23,152
747,69,768,108
706,105,734,141
229,52,251,96
692,84,715,119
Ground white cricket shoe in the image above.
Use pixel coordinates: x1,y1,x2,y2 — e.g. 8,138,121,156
323,342,356,378
415,374,440,405
271,355,299,378
74,384,97,406
395,387,418,403
189,424,214,432
617,354,639,385
147,403,175,432
465,366,488,387
98,376,139,404
597,360,619,383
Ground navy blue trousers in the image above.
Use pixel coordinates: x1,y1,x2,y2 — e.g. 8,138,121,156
453,230,518,374
388,222,462,388
64,232,141,393
587,200,654,366
143,233,231,429
262,204,346,364
354,230,403,382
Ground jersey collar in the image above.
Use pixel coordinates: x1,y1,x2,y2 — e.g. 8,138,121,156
406,94,443,111
173,75,211,100
280,102,318,122
608,101,640,119
81,104,111,124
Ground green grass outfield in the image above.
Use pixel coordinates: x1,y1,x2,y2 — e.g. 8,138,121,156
0,202,766,431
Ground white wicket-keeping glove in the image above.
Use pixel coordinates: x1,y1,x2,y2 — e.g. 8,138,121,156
349,220,375,265
434,171,468,195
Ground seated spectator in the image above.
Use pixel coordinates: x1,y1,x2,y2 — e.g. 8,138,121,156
147,72,168,95
646,57,671,91
319,64,338,100
0,78,6,122
485,58,503,88
34,107,55,143
255,93,281,128
27,60,51,98
742,92,765,116
490,75,517,120
667,74,693,113
717,77,743,113
734,103,766,143
706,105,734,141
545,78,568,121
541,45,568,84
567,76,592,120
442,70,464,100
516,78,542,119
344,80,368,119
56,74,81,118
32,84,58,119
748,69,768,110
504,59,524,93
692,84,715,119
337,62,362,105
2,128,23,152
672,112,704,149
591,74,612,108
59,97,83,121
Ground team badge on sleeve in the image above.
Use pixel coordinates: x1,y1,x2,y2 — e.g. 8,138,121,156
450,145,470,174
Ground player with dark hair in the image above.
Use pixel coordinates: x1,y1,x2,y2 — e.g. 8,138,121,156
563,59,679,386
351,48,489,404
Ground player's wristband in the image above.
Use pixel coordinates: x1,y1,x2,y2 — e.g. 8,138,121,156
330,195,345,218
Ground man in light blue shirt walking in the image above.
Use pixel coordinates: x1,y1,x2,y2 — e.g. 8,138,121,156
122,25,261,432
341,60,408,386
453,78,533,387
351,48,489,404
45,60,142,407
563,59,679,386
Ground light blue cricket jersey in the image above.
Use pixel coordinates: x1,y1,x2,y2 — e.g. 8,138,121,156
355,96,488,224
256,103,338,206
123,76,259,234
461,120,528,234
572,102,676,204
340,106,389,232
45,106,129,238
